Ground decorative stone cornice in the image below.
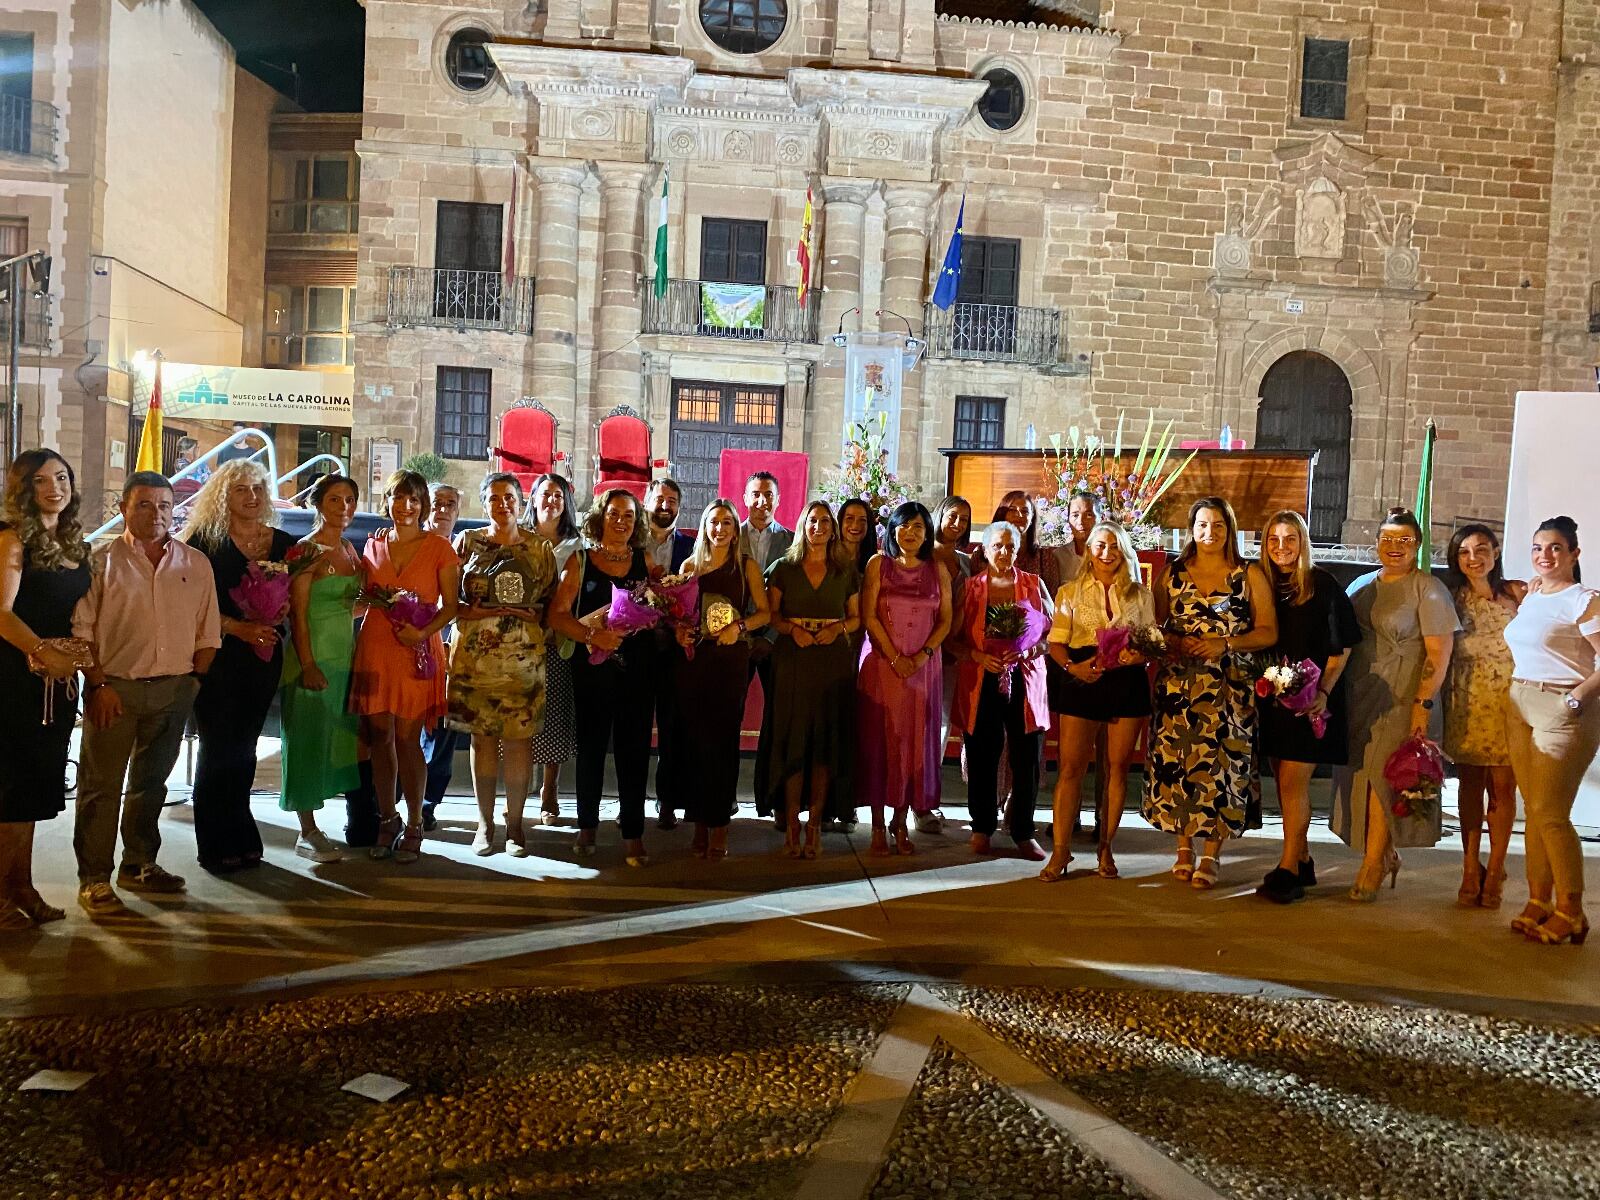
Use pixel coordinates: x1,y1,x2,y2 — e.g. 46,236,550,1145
788,69,989,127
487,43,695,104
933,15,1122,60
1272,132,1379,189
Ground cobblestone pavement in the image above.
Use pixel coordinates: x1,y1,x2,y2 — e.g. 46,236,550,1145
5,983,1598,1200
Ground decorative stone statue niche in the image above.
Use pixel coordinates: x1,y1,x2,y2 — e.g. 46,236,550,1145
1295,177,1347,260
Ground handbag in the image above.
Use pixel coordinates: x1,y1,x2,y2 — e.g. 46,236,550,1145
27,637,94,727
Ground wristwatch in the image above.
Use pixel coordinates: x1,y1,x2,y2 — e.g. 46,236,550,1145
1414,698,1434,710
1565,693,1583,713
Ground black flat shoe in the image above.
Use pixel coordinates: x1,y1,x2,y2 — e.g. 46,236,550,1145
199,857,243,875
1256,867,1305,904
1298,857,1317,888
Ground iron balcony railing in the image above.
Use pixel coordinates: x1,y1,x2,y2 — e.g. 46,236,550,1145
387,267,536,334
923,301,1063,367
0,95,60,163
642,278,820,343
1589,281,1600,335
0,293,52,349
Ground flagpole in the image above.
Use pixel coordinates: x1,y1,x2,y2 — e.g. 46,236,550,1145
1413,418,1436,569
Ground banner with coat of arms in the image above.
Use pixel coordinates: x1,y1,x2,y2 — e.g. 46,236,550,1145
843,332,906,474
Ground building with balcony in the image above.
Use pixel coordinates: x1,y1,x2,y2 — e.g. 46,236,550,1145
353,0,1600,535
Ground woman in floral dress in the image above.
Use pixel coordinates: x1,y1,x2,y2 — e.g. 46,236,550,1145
1442,523,1524,908
1143,498,1278,890
449,473,557,857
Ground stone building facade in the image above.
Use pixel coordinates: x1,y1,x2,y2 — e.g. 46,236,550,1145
354,0,1600,539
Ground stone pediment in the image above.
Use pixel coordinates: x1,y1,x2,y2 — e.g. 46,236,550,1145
788,68,989,183
1272,131,1378,190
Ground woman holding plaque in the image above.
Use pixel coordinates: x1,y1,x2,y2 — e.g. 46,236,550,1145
448,473,557,857
669,499,771,859
758,501,862,858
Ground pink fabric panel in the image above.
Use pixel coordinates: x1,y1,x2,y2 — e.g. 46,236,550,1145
717,449,810,529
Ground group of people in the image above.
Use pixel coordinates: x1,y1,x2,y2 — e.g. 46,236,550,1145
0,445,1595,950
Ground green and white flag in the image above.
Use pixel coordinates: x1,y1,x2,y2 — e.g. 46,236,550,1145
653,169,669,300
1413,419,1436,568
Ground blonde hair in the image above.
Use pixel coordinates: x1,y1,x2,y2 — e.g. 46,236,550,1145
1263,510,1316,605
689,498,744,576
181,459,277,549
1077,520,1144,605
783,500,851,572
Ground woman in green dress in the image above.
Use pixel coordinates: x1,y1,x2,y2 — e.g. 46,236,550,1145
281,474,364,861
756,501,862,858
448,472,557,857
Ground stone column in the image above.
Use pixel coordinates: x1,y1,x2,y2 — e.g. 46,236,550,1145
814,179,874,468
530,161,586,429
595,163,649,417
880,184,936,488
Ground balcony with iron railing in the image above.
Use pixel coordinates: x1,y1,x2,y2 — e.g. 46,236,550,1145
0,95,59,163
642,278,820,344
0,292,52,349
922,301,1064,367
386,267,536,334
1589,281,1600,335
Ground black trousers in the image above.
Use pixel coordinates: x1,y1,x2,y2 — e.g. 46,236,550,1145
573,650,654,838
191,647,276,866
344,759,378,847
652,632,677,815
421,723,462,810
964,672,1041,842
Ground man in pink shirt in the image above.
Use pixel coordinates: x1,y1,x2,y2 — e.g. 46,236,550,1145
71,472,221,916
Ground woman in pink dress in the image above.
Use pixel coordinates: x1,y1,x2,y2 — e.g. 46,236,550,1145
857,502,952,857
350,470,460,863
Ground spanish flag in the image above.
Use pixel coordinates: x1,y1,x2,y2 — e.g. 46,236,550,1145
796,186,813,307
135,358,164,474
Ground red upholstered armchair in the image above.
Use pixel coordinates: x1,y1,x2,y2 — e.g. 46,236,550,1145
592,404,654,500
493,398,558,493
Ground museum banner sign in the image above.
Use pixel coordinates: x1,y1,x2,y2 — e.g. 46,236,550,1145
135,362,354,428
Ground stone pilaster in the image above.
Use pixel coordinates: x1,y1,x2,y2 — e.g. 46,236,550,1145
819,179,874,340
595,162,649,420
530,162,587,430
880,184,936,488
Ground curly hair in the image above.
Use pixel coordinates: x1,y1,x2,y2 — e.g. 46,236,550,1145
581,487,647,549
2,449,87,569
180,459,278,550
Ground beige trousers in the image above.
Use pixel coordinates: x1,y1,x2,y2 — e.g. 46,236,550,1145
1504,681,1600,899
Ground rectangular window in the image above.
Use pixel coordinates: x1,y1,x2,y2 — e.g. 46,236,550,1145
436,366,491,460
731,385,780,428
263,284,353,366
953,396,1005,450
673,382,722,425
956,237,1021,307
435,201,503,273
1300,38,1350,122
0,218,25,260
0,33,35,157
700,218,767,285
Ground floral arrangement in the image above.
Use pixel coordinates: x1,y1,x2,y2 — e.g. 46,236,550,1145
1094,624,1169,671
1383,734,1446,820
1254,657,1327,737
358,584,440,679
817,412,916,520
1036,414,1199,551
982,602,1051,699
228,550,323,662
581,574,700,664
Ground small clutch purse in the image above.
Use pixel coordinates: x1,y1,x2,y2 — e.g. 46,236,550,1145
27,637,94,727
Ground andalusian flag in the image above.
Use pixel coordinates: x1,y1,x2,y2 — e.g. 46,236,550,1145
796,186,814,306
1413,418,1436,569
135,358,164,474
652,168,669,300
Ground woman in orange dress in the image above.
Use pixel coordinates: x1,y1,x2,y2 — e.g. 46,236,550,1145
351,469,460,863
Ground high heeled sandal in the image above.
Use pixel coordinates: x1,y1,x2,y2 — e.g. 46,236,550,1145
891,823,915,856
803,824,821,861
707,827,729,861
1038,854,1072,882
393,823,424,864
1190,854,1219,890
1510,898,1552,935
783,822,804,859
369,813,403,860
869,828,892,858
1480,869,1507,910
1096,846,1119,880
1457,860,1487,907
573,831,597,858
1527,909,1589,946
1171,847,1195,881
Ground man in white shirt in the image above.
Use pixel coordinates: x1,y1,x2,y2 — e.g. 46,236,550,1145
642,478,693,827
737,471,793,572
72,473,221,916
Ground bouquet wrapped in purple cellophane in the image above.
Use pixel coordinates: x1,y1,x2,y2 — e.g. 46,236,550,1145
228,549,324,662
583,574,700,665
1093,624,1169,671
358,584,440,679
983,602,1051,699
1254,657,1327,737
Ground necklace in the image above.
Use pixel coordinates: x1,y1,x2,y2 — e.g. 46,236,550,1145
598,544,631,564
233,523,270,560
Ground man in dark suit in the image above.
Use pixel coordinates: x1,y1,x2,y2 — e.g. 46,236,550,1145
738,471,794,826
643,478,696,828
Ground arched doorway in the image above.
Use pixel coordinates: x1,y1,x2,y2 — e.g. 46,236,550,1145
1256,351,1353,542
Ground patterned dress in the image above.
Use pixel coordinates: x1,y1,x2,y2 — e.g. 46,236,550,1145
1142,560,1260,840
531,536,582,765
1443,587,1516,766
447,529,557,739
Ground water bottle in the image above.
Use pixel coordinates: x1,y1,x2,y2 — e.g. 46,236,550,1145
1025,423,1037,450
1219,423,1233,451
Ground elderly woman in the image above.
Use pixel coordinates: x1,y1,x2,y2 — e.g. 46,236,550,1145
527,472,583,824
952,520,1052,861
181,460,297,874
449,473,557,857
758,501,863,858
0,450,92,927
350,469,461,864
548,488,657,865
1145,498,1278,891
1442,523,1525,908
280,473,363,863
1332,508,1458,901
1044,521,1154,881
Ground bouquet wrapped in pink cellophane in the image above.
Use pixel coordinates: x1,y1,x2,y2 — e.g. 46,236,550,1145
228,547,324,661
583,574,700,665
1094,624,1169,671
358,585,440,679
1383,733,1446,819
1254,657,1327,737
983,602,1051,699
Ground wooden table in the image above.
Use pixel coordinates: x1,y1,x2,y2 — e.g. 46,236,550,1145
941,447,1319,533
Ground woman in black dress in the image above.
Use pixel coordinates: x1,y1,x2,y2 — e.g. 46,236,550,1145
669,499,771,859
547,488,657,865
0,449,92,928
181,461,297,873
1256,510,1361,903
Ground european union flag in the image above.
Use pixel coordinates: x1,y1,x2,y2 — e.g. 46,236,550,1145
930,195,965,311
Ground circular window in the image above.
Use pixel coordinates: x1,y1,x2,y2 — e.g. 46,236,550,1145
699,0,787,55
977,68,1025,132
445,28,496,93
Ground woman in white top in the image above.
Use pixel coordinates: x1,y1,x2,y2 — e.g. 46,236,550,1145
1042,521,1155,881
526,473,584,823
1502,516,1600,947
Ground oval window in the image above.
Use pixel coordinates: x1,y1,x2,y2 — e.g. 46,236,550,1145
699,0,787,55
446,29,496,93
978,68,1025,132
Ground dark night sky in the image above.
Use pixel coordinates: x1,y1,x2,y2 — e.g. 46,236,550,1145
192,0,366,112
